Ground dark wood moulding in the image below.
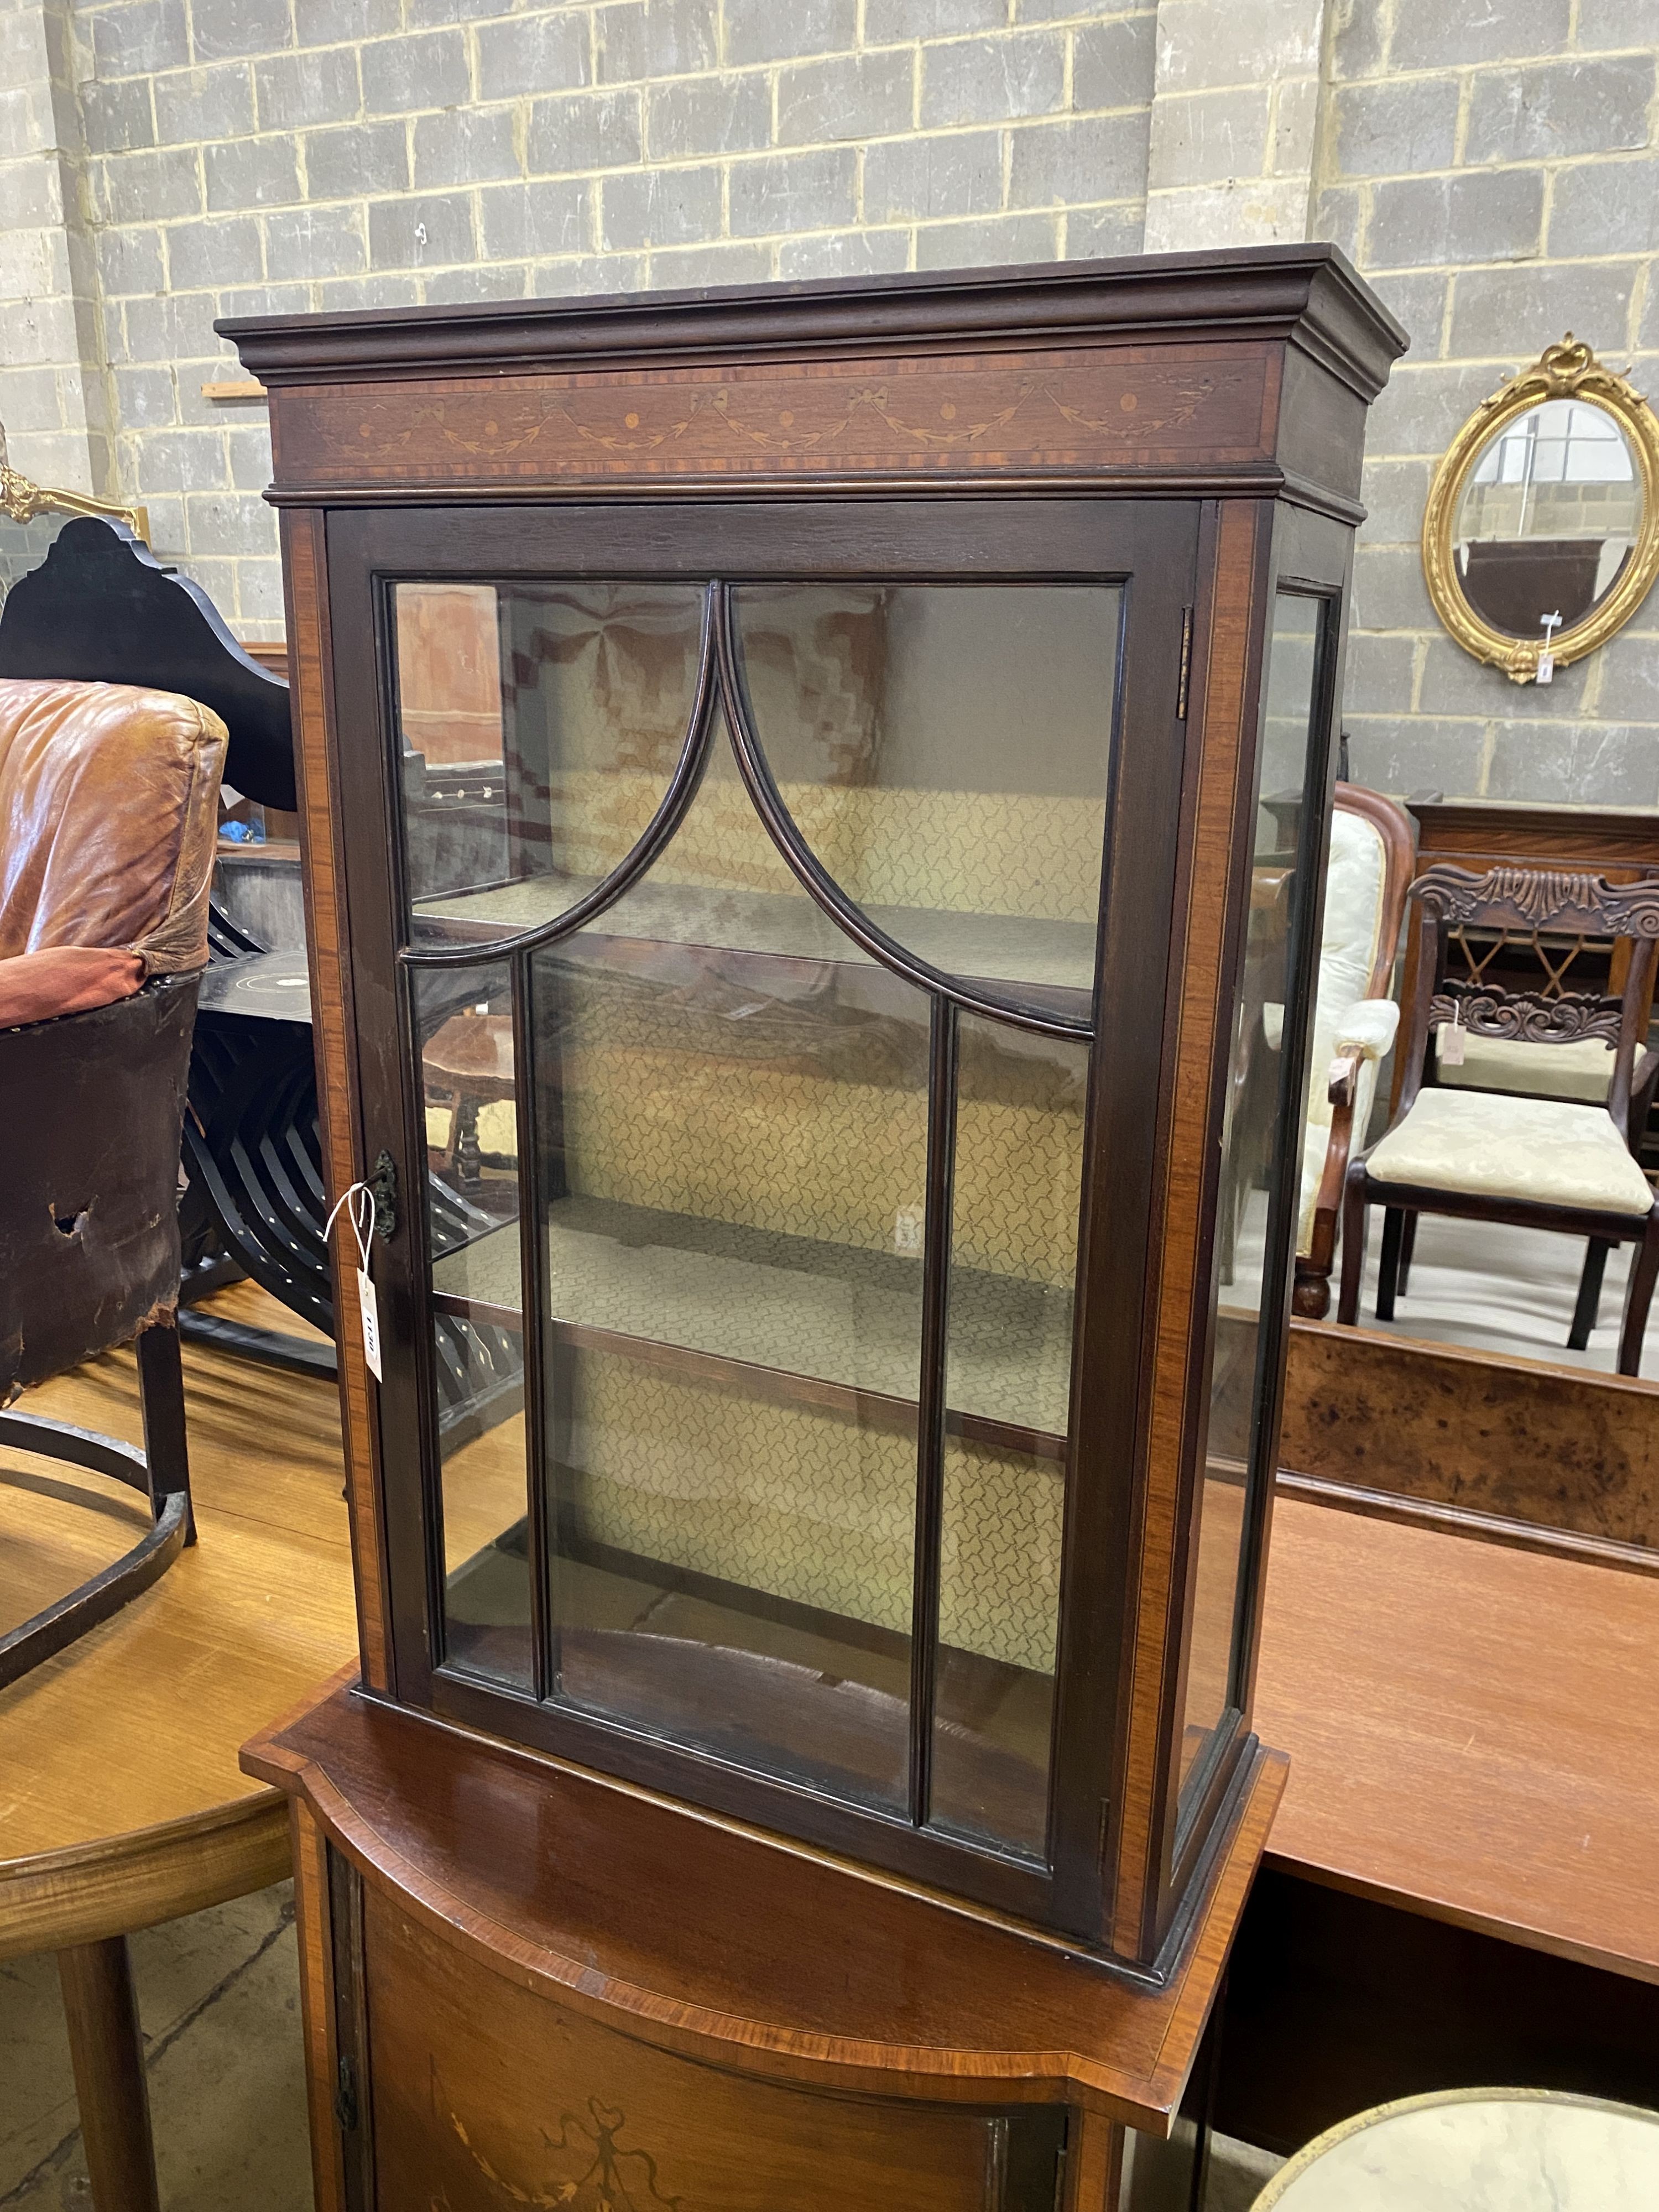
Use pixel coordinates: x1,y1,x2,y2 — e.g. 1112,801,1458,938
219,244,1404,397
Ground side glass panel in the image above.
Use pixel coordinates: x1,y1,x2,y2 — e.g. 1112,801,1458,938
1178,590,1327,1807
415,960,534,1687
930,1016,1089,1861
394,582,705,934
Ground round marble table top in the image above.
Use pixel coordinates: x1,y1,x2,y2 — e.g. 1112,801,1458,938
1256,2088,1659,2210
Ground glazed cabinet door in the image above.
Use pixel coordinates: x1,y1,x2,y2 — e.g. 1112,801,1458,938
325,498,1208,1933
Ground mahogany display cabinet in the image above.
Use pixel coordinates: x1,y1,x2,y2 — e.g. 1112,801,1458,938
224,246,1405,2211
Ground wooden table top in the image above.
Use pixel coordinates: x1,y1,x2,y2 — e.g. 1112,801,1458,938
0,1285,358,1957
1256,1495,1659,1986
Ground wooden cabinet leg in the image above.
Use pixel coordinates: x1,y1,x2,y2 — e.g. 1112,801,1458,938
58,1936,161,2212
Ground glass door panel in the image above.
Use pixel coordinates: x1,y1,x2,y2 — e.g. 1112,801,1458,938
731,585,1119,1025
531,726,926,1811
394,581,706,939
1178,590,1329,1808
414,959,534,1687
930,1016,1088,1860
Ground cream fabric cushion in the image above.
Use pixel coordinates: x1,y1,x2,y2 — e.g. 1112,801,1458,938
1439,1031,1616,1103
1366,1088,1654,1216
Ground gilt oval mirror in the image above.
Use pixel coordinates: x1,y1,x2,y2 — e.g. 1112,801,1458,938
1422,336,1659,683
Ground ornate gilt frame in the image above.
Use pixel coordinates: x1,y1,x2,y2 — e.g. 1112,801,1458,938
0,423,148,544
1421,334,1659,683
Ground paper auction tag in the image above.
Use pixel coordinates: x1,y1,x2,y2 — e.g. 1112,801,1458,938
325,1181,383,1384
356,1267,383,1381
1439,1015,1466,1067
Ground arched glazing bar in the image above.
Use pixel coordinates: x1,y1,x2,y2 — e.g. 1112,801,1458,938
399,580,721,971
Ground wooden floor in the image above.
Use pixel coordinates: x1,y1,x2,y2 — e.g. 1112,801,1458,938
0,1284,357,1871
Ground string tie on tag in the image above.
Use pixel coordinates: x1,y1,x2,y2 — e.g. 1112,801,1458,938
324,1180,383,1380
324,1180,375,1271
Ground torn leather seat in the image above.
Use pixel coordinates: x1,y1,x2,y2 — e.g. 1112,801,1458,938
0,677,226,1686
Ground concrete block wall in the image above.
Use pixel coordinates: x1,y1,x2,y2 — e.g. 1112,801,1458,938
16,0,1157,633
4,0,1657,804
1315,0,1659,805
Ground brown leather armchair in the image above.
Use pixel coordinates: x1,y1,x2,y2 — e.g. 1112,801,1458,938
0,677,226,1684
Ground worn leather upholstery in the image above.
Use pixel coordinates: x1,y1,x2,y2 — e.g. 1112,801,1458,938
0,679,227,1024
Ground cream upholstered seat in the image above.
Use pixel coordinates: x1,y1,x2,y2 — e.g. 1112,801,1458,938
1365,1087,1654,1217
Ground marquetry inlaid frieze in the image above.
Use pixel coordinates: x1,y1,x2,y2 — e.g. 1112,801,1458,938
269,343,1276,492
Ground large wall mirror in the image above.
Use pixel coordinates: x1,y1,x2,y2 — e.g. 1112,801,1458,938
1422,335,1659,684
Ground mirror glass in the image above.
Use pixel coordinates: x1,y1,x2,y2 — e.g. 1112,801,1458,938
1453,397,1642,639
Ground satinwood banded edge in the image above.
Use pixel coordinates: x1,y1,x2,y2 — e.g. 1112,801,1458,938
1109,500,1271,1960
281,510,392,1691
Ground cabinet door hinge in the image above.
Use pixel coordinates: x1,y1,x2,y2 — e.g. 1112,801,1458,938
1176,605,1193,722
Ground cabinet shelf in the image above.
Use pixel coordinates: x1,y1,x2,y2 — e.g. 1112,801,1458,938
431,1193,1071,1459
414,873,1098,1010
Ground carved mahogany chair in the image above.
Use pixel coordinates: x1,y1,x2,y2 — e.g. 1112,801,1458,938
1338,864,1659,1376
0,676,226,1684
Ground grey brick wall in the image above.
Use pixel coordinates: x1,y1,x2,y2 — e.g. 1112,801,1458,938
1314,0,1659,805
4,0,1656,814
38,0,1157,633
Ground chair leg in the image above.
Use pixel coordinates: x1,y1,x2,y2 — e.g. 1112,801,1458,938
135,1317,194,1545
1376,1207,1405,1322
58,1937,161,2212
1617,1214,1659,1380
1568,1239,1613,1353
1396,1211,1418,1297
1337,1172,1368,1327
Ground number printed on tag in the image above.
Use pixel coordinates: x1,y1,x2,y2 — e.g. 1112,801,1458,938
357,1267,383,1381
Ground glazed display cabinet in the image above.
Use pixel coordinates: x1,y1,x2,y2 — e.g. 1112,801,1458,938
226,247,1405,2211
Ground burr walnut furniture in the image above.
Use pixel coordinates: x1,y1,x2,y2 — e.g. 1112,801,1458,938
1338,863,1659,1374
221,244,1405,2207
1278,1317,1659,1563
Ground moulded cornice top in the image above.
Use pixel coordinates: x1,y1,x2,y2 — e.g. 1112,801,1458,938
218,243,1408,402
